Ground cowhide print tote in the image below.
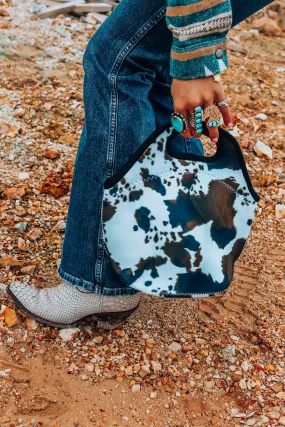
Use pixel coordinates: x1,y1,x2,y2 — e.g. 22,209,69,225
103,123,260,298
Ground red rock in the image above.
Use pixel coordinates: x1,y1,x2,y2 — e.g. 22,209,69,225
44,148,60,159
4,188,25,199
0,305,20,327
0,256,21,267
0,8,8,16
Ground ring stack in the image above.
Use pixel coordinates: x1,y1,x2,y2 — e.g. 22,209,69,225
188,106,203,134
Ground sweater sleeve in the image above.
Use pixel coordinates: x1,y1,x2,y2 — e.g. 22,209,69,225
166,0,232,80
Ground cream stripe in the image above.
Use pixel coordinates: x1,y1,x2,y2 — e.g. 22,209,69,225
168,11,232,33
166,0,226,17
174,26,230,41
170,12,232,41
171,41,227,61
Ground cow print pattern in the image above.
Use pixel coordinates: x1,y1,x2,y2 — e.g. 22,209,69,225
103,127,258,297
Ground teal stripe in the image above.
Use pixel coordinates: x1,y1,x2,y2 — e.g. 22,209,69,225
170,52,229,80
171,31,228,51
166,1,231,28
167,0,201,7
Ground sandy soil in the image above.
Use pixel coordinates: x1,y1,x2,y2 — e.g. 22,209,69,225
0,1,284,426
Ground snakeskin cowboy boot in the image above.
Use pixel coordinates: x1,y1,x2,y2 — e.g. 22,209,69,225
7,281,140,329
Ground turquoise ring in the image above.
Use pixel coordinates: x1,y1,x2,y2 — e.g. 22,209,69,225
208,120,222,127
188,106,203,134
170,112,188,133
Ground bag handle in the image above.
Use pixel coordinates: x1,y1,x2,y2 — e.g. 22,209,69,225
104,121,259,202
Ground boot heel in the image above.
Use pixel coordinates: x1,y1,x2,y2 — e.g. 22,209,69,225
96,304,139,330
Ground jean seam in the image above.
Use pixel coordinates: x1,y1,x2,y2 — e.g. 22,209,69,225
94,4,167,290
106,4,167,180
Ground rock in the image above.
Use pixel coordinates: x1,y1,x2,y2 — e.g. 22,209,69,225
26,317,38,331
254,140,273,160
28,228,42,241
195,338,207,345
255,113,267,121
239,379,247,390
151,360,162,372
59,328,80,342
21,265,36,275
125,366,133,376
276,204,285,219
93,336,103,344
44,148,60,159
168,342,181,353
0,256,20,267
150,391,157,399
132,384,140,393
265,364,275,372
81,375,89,381
241,361,249,372
53,220,66,232
276,392,285,399
232,373,241,381
205,380,215,390
18,172,29,180
0,370,10,377
272,383,284,393
30,4,41,13
6,337,15,347
266,411,280,420
15,206,27,217
279,416,285,426
18,237,28,251
68,363,79,373
246,419,256,426
4,188,25,199
85,363,94,372
252,16,282,35
14,222,28,232
0,305,20,327
14,108,25,118
222,345,236,362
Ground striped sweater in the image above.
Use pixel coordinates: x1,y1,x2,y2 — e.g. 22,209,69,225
166,0,232,79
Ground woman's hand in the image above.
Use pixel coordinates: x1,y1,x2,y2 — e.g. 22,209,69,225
171,76,233,143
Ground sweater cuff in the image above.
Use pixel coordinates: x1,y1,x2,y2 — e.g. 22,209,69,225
170,35,229,80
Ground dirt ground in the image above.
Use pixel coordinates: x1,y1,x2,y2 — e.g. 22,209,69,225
0,1,284,426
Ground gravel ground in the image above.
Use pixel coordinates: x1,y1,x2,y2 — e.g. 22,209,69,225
0,1,284,426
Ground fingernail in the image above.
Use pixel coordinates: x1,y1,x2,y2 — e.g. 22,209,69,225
227,122,233,128
212,138,218,143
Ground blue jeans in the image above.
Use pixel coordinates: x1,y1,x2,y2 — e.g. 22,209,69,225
58,0,204,296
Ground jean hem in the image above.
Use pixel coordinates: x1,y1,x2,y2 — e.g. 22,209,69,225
57,266,139,296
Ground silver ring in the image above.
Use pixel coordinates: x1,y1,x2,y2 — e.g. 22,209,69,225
215,98,229,108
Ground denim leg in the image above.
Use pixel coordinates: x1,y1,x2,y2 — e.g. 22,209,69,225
58,0,203,296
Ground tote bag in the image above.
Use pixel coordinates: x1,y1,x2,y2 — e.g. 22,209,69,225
103,123,259,298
